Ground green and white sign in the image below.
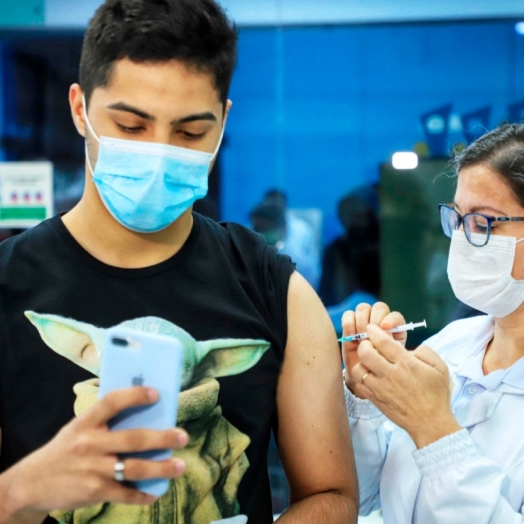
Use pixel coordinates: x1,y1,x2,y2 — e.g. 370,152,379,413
0,162,53,228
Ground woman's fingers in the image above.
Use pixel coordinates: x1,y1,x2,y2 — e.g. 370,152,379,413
369,302,391,326
355,303,373,334
356,301,393,334
357,338,393,377
341,310,360,371
380,310,406,330
341,302,406,373
341,310,356,340
350,362,375,396
342,302,395,342
366,324,406,364
380,310,408,346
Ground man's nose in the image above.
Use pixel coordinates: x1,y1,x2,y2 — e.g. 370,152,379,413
152,129,173,145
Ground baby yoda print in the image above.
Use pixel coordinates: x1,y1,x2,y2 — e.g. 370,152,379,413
25,311,270,524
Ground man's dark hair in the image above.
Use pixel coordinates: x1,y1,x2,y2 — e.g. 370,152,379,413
454,123,524,207
80,0,238,107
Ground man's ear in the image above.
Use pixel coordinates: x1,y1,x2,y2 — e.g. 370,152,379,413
69,83,87,138
223,99,233,125
25,311,103,376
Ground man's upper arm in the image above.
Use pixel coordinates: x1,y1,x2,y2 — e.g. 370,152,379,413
276,271,358,503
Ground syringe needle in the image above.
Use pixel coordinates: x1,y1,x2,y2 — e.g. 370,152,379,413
339,320,427,343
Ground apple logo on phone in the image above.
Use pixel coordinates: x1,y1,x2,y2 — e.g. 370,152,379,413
132,374,145,387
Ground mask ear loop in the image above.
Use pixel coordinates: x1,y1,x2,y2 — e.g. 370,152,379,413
82,95,100,177
210,122,226,162
82,95,100,143
210,102,231,162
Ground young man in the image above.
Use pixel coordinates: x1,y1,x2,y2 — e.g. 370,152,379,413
0,1,358,523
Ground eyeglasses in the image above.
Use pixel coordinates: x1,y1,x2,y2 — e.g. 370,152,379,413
439,204,524,247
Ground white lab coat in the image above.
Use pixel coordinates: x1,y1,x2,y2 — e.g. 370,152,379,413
347,315,524,523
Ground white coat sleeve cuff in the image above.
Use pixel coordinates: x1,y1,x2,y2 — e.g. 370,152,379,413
413,429,481,479
343,375,384,420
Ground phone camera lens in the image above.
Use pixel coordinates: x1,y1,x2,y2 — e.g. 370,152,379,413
112,337,129,347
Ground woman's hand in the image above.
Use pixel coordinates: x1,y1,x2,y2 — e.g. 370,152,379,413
341,302,407,398
350,324,462,448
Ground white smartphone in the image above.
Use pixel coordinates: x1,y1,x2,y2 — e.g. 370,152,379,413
99,326,184,497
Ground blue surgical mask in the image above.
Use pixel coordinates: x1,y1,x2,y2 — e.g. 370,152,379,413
83,98,224,233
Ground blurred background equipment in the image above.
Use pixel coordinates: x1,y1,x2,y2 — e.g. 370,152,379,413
379,158,458,346
319,185,380,307
250,189,321,288
318,185,381,332
250,201,287,247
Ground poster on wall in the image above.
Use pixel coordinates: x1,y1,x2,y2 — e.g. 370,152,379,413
0,162,53,229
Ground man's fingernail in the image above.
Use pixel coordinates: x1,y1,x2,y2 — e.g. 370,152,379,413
147,389,159,401
176,431,189,447
172,459,186,475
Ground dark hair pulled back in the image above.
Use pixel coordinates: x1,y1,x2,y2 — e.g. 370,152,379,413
455,123,524,207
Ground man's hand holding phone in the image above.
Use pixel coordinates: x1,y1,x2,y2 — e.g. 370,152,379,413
0,387,188,524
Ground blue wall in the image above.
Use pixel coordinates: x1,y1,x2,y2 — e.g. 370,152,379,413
222,21,524,242
0,0,44,27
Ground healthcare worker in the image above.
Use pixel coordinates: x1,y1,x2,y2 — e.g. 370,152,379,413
343,123,524,523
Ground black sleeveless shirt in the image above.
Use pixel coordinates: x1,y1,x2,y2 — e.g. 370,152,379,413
0,213,294,523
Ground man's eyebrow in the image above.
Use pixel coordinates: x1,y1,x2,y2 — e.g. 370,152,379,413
107,102,155,121
175,112,217,125
106,103,217,126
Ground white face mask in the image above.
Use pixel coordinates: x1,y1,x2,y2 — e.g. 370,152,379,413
447,230,524,318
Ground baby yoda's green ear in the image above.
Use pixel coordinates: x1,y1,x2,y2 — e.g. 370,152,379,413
193,339,271,384
25,311,103,376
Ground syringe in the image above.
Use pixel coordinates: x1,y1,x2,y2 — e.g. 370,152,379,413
338,320,427,343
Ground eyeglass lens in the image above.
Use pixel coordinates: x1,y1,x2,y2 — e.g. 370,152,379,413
440,205,490,247
440,205,459,238
463,214,489,246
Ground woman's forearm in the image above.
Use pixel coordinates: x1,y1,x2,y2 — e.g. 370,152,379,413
409,414,462,449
